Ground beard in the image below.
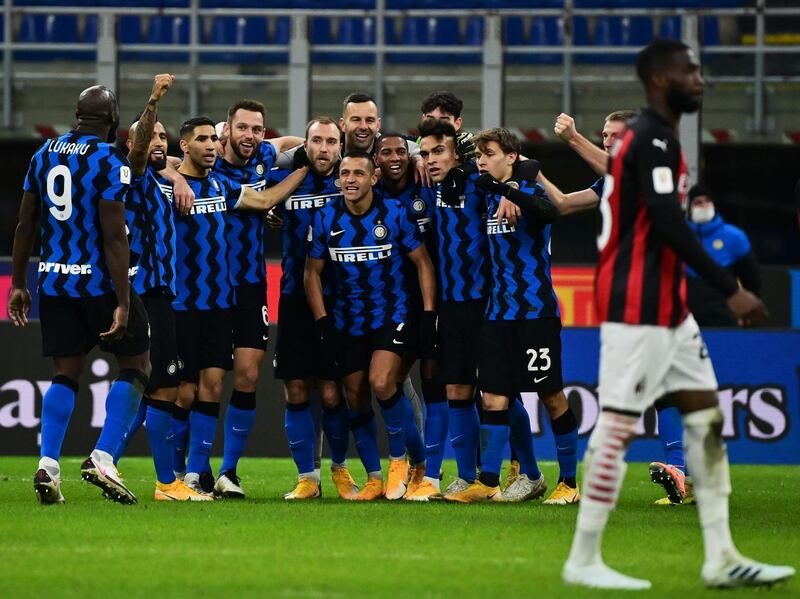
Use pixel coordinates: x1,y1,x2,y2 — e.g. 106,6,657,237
149,155,167,171
230,138,255,162
666,86,701,115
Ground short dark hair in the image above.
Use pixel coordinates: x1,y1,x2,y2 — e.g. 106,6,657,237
636,38,690,84
342,92,376,114
180,116,216,139
305,116,340,139
605,110,637,123
227,99,265,123
417,120,458,146
420,91,463,118
341,150,375,171
472,128,521,157
689,183,712,203
376,132,409,151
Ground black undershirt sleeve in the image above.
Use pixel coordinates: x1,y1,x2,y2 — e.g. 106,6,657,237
733,250,761,294
502,187,559,224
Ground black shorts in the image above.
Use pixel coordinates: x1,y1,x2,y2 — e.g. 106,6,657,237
438,298,486,386
175,308,233,383
337,321,410,378
141,291,180,391
274,294,336,381
40,291,150,358
478,317,564,397
232,281,269,351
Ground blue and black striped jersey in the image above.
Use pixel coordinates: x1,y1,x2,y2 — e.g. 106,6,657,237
212,141,277,287
269,165,341,296
127,166,176,296
309,196,422,335
24,131,132,298
484,179,560,321
173,172,242,311
434,166,488,302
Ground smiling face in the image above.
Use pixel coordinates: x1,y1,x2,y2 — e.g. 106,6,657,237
374,136,410,184
305,121,341,176
226,108,265,162
340,101,381,151
180,124,218,171
339,155,377,203
419,134,459,183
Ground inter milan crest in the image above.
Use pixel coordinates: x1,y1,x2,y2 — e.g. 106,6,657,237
256,163,265,175
412,198,426,214
334,179,342,188
373,223,388,240
507,181,520,190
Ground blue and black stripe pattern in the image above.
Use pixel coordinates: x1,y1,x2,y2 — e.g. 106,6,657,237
484,178,560,321
309,196,422,336
173,173,241,311
591,176,604,199
434,166,488,302
24,131,131,298
213,141,277,286
270,165,342,296
127,166,176,296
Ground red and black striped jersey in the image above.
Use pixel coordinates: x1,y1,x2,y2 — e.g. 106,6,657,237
595,108,691,327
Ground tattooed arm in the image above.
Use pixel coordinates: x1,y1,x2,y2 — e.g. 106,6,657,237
128,73,175,177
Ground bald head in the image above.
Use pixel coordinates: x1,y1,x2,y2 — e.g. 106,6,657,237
76,85,120,142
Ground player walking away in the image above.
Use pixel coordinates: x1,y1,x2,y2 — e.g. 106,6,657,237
119,75,209,501
208,99,303,499
419,90,477,161
374,133,445,501
562,39,795,590
305,151,436,501
9,86,150,505
268,117,356,500
541,109,694,507
172,117,306,496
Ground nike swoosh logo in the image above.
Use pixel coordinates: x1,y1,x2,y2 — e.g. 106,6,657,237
534,376,548,383
262,335,268,341
665,441,682,447
331,230,345,237
451,435,464,443
392,339,403,345
202,441,212,446
425,444,439,449
232,427,248,432
288,440,304,447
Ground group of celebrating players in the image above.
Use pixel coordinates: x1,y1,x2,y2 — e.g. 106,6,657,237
8,37,795,590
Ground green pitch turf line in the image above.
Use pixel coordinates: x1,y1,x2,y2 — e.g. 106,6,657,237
0,457,797,598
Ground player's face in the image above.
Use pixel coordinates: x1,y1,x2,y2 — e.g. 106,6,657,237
340,101,381,151
421,107,463,133
339,157,376,203
419,135,459,183
476,140,516,182
182,125,218,170
305,122,341,176
228,109,265,161
664,49,704,114
148,122,168,171
601,119,626,152
375,137,410,183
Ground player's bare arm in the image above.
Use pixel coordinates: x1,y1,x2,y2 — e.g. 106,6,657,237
159,161,195,215
128,73,174,177
555,112,609,176
237,166,308,211
8,191,40,326
537,171,600,216
98,199,131,340
303,255,327,321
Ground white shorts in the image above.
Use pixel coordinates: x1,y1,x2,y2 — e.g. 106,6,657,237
598,314,718,414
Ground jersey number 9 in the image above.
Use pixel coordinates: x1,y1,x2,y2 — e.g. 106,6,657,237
46,164,73,221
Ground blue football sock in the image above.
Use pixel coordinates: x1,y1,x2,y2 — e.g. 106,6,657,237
349,408,381,475
95,370,145,456
114,398,147,463
221,390,256,473
186,402,220,474
448,400,479,482
145,399,176,484
551,408,578,485
478,410,510,488
285,402,316,476
403,396,426,466
657,405,686,472
421,375,448,477
171,404,191,473
322,402,350,465
378,391,410,460
509,398,542,480
40,376,78,462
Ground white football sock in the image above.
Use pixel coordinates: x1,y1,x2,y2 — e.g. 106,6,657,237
423,476,440,490
567,411,636,567
39,456,60,480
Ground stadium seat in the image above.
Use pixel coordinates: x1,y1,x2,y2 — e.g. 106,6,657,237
528,16,562,64
702,15,721,46
332,17,375,64
464,16,484,45
144,16,188,62
586,16,624,64
504,16,526,46
16,14,45,43
83,15,98,43
659,15,681,40
310,17,333,45
205,16,268,63
44,14,79,44
117,15,142,45
270,16,291,64
622,15,653,47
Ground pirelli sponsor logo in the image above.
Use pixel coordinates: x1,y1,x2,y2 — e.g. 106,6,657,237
189,196,227,215
329,244,392,263
284,192,341,211
486,217,516,235
244,180,266,193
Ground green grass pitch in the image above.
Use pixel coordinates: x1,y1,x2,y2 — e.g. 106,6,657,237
0,457,797,598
